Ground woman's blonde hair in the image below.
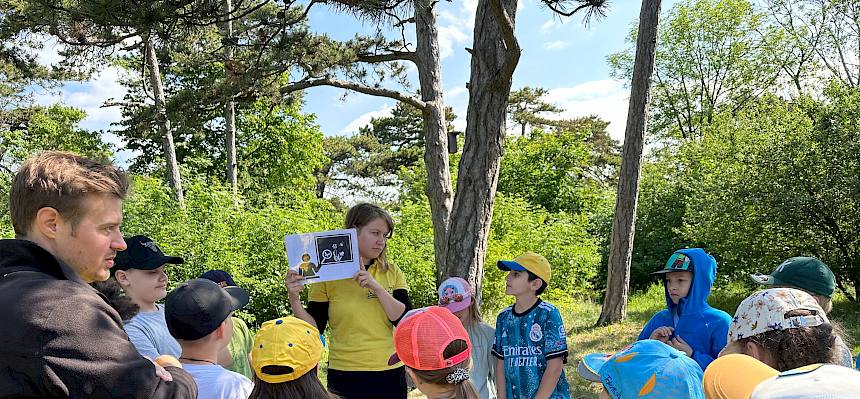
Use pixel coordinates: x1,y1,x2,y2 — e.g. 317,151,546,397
344,203,394,272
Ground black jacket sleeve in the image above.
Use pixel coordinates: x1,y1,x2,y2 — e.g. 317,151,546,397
307,300,330,332
41,288,198,399
391,288,412,325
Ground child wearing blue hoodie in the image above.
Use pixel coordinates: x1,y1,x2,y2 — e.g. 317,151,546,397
637,248,731,370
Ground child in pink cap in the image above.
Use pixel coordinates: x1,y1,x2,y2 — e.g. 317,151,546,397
438,277,496,399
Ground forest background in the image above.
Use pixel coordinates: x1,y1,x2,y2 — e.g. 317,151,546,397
2,0,860,395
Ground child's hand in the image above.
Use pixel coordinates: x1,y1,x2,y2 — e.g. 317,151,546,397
649,326,674,343
146,356,174,382
669,335,693,357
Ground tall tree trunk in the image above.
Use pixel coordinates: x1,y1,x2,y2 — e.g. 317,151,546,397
315,165,331,199
414,0,454,277
597,0,661,326
443,0,520,303
144,36,184,207
223,0,239,203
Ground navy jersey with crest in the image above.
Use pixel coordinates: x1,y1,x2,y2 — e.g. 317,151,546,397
492,299,569,399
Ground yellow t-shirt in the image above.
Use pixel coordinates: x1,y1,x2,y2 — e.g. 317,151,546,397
308,261,408,371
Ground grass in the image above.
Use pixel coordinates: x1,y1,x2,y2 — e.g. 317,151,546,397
406,282,860,399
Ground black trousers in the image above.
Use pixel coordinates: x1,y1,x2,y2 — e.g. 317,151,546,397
327,367,407,399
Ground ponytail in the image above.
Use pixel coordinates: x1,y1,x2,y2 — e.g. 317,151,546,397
450,379,480,399
408,340,480,399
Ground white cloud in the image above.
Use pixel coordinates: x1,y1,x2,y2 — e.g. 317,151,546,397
27,40,138,166
339,104,394,134
461,0,479,28
545,79,630,141
34,67,129,133
430,0,481,61
438,25,470,60
451,107,467,133
34,39,64,66
438,10,461,25
543,41,570,50
444,85,468,101
541,19,558,33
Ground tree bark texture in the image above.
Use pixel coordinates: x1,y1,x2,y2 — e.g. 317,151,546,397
597,0,662,326
443,0,520,304
414,0,454,277
144,37,185,207
223,0,238,203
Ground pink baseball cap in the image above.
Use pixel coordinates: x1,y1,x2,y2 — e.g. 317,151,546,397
437,277,473,314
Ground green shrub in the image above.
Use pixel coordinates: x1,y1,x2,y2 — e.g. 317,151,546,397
121,175,340,325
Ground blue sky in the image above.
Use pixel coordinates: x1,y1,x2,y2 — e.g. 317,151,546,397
303,0,646,140
34,0,681,163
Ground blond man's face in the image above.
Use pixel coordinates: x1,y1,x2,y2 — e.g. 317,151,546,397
53,194,127,282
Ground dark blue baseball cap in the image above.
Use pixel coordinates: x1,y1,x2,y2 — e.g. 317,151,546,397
200,270,238,287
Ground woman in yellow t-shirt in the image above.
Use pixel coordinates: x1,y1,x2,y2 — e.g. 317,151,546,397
286,203,412,399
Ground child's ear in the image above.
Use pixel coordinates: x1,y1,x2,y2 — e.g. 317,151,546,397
114,270,129,286
744,340,768,363
214,320,228,340
529,278,543,291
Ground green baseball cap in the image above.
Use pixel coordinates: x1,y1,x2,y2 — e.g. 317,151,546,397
750,257,836,298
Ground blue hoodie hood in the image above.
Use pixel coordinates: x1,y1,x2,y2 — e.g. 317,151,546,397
638,248,732,370
665,248,716,316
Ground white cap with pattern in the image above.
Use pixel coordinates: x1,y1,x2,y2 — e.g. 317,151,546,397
728,288,828,341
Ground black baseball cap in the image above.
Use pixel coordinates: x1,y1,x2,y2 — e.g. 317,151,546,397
114,235,184,271
165,278,249,341
200,270,237,287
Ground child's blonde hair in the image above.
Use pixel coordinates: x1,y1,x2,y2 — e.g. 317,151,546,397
461,298,483,327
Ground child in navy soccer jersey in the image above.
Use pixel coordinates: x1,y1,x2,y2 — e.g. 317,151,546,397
492,252,569,399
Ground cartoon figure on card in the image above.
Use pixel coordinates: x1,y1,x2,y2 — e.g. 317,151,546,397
298,253,321,279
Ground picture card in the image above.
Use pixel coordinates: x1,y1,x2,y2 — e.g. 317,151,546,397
285,228,360,284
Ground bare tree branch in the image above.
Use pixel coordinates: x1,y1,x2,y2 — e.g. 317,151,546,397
488,0,521,90
541,0,610,26
280,77,426,109
358,51,418,63
103,100,145,107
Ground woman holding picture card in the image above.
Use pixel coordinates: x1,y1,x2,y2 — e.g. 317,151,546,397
286,203,412,399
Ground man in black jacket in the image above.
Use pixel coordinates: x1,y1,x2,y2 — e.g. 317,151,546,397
0,151,197,398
